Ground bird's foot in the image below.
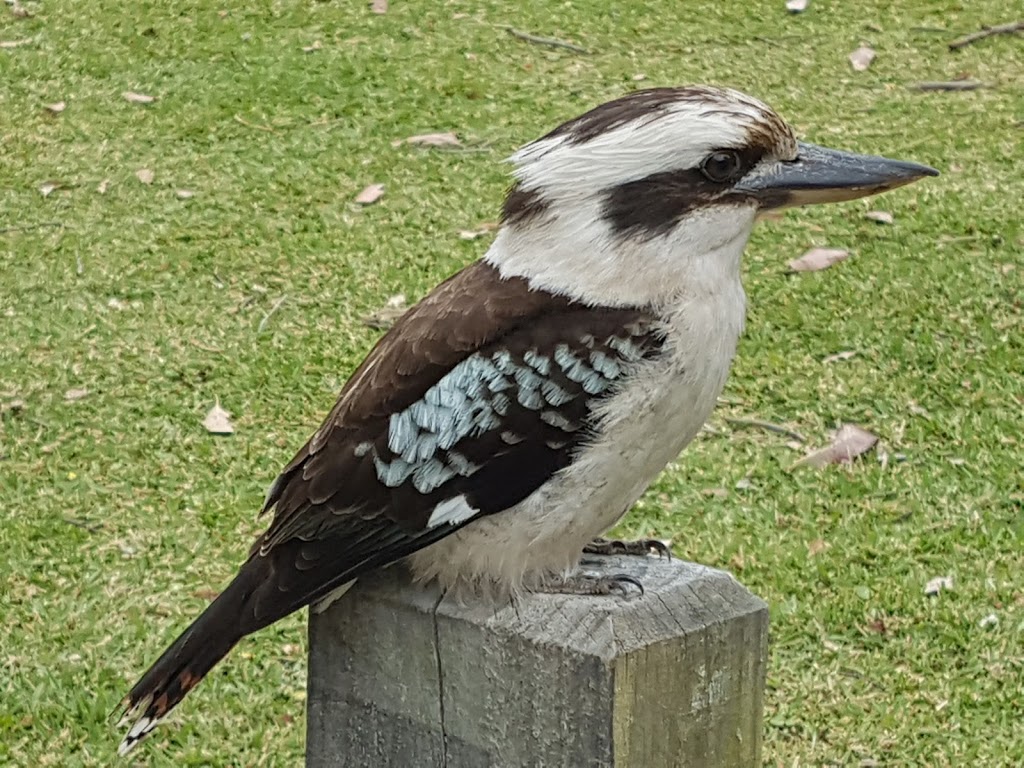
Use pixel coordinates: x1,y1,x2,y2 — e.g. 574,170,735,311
583,536,671,559
539,572,644,597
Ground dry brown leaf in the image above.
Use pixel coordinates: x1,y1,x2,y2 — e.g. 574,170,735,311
865,618,887,635
38,180,64,197
865,210,894,225
64,388,89,402
370,0,388,14
461,221,499,238
193,587,220,601
807,538,829,556
202,402,234,435
459,228,495,240
355,183,384,205
11,2,32,18
785,0,809,12
302,40,322,53
823,350,858,363
701,487,729,499
1,398,26,414
849,45,875,72
393,132,461,148
790,424,878,469
788,247,849,272
924,575,953,596
0,38,35,48
123,91,156,104
96,179,110,195
362,293,407,329
44,101,67,114
176,189,194,199
135,168,155,185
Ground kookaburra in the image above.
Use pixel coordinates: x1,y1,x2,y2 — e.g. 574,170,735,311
118,85,936,753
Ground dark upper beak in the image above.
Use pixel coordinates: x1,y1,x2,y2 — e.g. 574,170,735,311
735,141,938,208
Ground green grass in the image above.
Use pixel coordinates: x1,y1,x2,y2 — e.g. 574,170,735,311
1,0,1021,765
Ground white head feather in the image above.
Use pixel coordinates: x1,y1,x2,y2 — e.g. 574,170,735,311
485,86,797,308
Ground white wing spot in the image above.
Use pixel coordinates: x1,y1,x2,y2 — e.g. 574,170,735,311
427,495,478,528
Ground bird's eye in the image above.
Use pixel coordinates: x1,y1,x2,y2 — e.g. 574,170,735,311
700,150,743,183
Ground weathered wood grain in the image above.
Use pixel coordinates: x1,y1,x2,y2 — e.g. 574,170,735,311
307,555,767,767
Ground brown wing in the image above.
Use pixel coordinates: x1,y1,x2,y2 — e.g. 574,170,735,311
239,261,663,620
260,259,576,529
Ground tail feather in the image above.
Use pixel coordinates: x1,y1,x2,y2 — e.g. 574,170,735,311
117,566,260,755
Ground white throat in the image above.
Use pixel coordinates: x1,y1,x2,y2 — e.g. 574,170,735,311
484,203,757,310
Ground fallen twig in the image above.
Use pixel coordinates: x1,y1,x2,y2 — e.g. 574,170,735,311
948,20,1023,50
909,80,985,91
190,339,225,354
63,517,102,533
257,295,287,333
716,395,745,406
503,26,589,54
0,37,37,49
725,417,806,443
0,221,64,235
234,114,278,133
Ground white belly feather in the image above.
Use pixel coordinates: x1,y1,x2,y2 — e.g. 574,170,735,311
407,286,746,594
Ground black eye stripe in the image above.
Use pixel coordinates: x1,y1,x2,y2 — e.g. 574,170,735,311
601,146,767,239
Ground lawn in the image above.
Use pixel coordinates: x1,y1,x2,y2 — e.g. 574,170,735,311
1,0,1021,765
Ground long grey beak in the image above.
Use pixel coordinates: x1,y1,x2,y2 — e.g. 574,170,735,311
736,141,938,208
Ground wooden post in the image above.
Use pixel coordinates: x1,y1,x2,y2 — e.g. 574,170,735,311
306,555,768,767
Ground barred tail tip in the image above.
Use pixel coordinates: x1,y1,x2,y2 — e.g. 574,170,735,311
117,694,163,756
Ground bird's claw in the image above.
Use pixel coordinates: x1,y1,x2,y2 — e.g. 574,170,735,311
540,572,645,597
583,536,672,559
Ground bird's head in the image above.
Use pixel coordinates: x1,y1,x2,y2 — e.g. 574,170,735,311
487,86,937,307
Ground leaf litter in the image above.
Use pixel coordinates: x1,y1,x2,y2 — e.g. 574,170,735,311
823,350,858,363
790,424,878,469
123,91,156,104
202,402,234,435
924,575,953,596
38,181,66,198
788,247,849,272
849,45,876,72
865,210,894,224
459,221,500,240
362,293,407,329
392,132,461,148
355,184,384,205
